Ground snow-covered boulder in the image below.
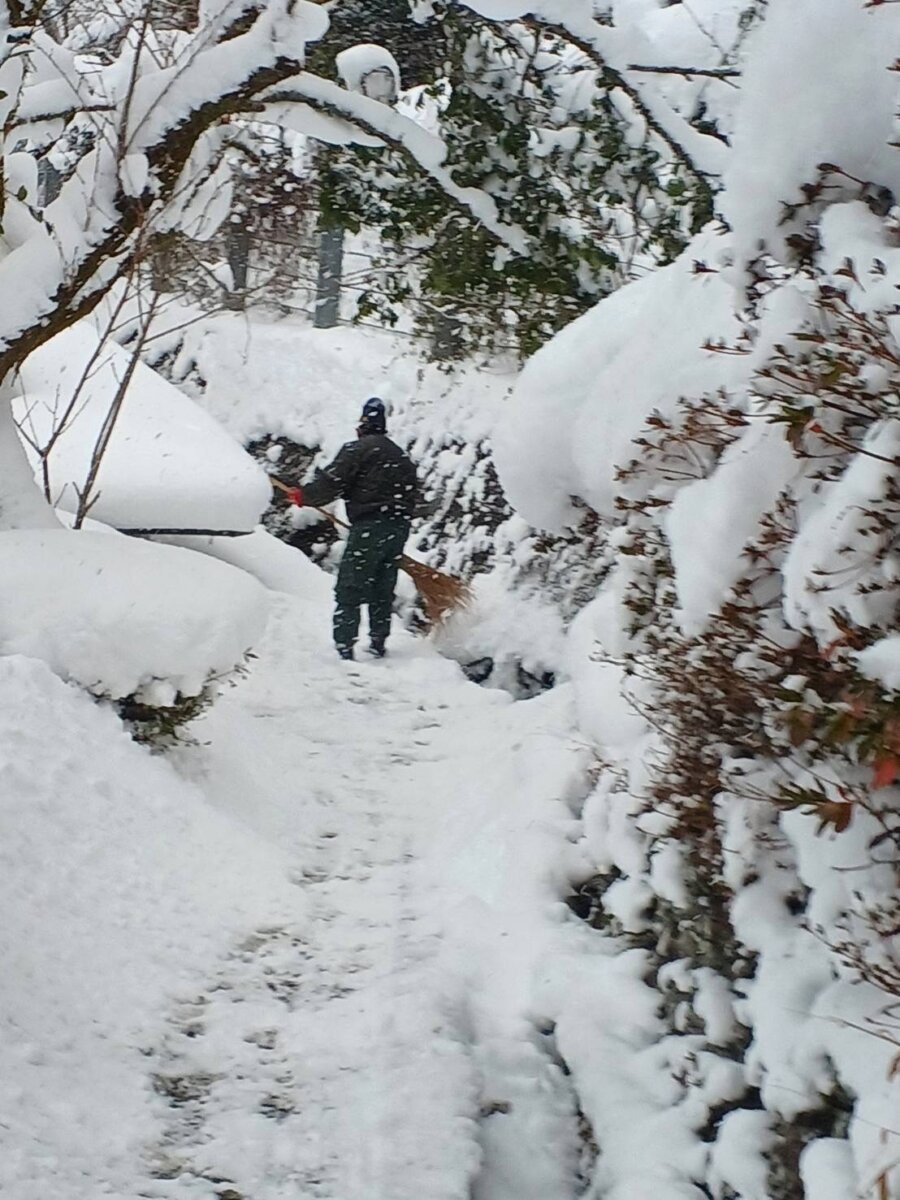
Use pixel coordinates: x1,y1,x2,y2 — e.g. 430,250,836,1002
15,323,272,533
0,530,268,703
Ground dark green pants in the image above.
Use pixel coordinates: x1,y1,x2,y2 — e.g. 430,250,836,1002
333,516,410,651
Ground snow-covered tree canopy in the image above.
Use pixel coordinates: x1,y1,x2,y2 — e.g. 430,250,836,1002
0,0,546,527
308,0,755,356
0,0,524,377
0,0,791,493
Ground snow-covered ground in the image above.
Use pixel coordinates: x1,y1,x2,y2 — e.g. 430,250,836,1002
4,2,899,1198
1,542,593,1200
6,293,898,1197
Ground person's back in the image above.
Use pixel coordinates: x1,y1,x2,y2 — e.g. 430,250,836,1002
338,432,418,523
286,399,419,661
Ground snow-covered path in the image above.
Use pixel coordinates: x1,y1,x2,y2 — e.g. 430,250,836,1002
0,543,595,1200
156,595,491,1199
153,571,588,1200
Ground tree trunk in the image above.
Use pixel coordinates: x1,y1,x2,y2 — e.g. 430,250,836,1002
431,308,464,362
226,222,251,309
313,225,344,329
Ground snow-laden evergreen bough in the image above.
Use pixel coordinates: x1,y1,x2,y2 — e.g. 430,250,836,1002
310,0,770,359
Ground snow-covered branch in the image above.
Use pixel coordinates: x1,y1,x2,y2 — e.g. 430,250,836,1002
261,74,530,256
458,0,730,183
0,2,327,377
1,0,541,396
625,63,741,82
525,14,728,181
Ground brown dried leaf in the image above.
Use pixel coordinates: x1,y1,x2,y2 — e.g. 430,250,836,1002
814,800,854,835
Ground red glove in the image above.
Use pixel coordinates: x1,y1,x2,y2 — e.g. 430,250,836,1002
285,486,304,507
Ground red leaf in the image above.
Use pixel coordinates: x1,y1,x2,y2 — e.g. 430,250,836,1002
815,801,854,835
871,756,900,790
821,634,848,660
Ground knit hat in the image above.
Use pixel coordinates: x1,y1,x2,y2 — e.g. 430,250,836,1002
359,396,387,434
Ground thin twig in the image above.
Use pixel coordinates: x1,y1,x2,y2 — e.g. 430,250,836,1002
626,64,741,80
74,289,159,528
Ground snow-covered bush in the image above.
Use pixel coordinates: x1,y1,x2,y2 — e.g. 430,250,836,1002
490,1,900,1195
16,322,272,533
0,530,268,743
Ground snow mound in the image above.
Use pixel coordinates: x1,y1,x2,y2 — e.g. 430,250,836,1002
0,529,268,701
494,230,744,531
162,525,336,603
723,0,900,267
0,653,298,1199
15,323,271,532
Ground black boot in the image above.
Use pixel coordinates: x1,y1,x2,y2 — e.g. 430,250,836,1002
366,640,386,659
337,645,355,661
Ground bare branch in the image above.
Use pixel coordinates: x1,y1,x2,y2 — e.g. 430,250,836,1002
626,63,741,81
73,289,158,529
29,263,139,503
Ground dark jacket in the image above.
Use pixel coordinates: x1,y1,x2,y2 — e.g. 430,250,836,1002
303,434,419,523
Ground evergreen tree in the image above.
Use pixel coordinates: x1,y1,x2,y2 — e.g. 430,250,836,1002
308,0,447,87
317,5,713,358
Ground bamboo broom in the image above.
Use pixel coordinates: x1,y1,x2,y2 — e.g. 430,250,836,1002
270,477,471,625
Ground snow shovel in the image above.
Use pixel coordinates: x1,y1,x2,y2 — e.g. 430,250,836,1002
270,477,471,625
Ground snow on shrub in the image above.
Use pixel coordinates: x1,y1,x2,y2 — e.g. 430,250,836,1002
490,3,900,1195
0,530,268,722
722,0,900,268
493,229,746,531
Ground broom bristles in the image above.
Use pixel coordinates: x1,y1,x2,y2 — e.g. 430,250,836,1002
400,555,472,625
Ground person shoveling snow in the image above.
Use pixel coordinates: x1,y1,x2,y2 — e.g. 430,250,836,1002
285,398,418,661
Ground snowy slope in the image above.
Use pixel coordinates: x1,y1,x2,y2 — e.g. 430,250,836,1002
0,654,302,1199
